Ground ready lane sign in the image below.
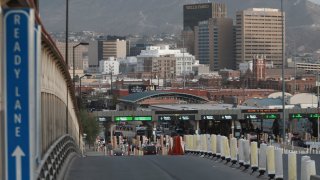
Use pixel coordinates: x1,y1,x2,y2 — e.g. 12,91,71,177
3,8,35,180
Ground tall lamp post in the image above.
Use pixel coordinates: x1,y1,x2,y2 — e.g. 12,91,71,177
317,73,320,142
73,42,89,89
79,74,92,101
281,0,286,143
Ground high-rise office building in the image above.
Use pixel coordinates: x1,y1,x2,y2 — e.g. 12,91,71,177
98,39,127,60
55,41,88,70
183,3,226,31
235,8,285,68
194,18,234,71
182,2,227,55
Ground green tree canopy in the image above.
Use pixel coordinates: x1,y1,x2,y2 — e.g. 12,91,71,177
80,110,99,146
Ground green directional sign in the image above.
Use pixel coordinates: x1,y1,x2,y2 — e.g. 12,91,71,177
263,114,280,119
309,114,320,118
115,116,133,121
290,113,306,119
134,116,152,121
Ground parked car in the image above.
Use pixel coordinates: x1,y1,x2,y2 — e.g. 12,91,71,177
143,145,157,155
291,137,308,148
113,148,124,156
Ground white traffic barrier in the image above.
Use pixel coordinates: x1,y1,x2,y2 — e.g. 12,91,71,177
250,142,258,172
200,134,204,153
301,156,311,180
196,134,201,153
275,148,284,179
238,139,245,166
267,145,275,179
288,151,297,180
216,135,222,158
243,140,250,169
258,143,267,176
230,137,238,165
206,134,211,154
192,135,197,153
211,134,217,157
224,137,231,162
306,160,317,180
220,136,226,160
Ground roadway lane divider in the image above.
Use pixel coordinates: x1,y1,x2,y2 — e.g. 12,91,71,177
267,145,276,179
243,140,250,169
301,156,311,180
238,139,245,167
275,148,284,180
258,143,267,176
224,136,231,163
230,137,237,165
211,134,217,158
216,135,222,159
305,160,317,180
288,151,297,180
250,142,258,173
183,134,319,179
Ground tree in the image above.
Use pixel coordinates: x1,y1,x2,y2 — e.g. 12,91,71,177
80,110,99,148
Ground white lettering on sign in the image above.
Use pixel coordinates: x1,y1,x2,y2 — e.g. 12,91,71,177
12,14,23,138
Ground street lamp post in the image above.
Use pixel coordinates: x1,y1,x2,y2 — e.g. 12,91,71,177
281,0,286,144
317,73,320,142
79,74,92,101
73,42,89,89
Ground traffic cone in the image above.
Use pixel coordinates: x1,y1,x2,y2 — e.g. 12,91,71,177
171,136,184,155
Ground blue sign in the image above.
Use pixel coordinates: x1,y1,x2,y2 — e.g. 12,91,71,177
4,9,35,180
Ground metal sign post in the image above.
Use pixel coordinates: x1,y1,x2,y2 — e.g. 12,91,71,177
3,8,35,180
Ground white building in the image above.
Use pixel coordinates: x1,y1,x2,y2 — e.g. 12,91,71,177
137,45,195,76
99,57,120,75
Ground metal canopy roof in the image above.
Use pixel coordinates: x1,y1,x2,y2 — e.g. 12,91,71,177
118,91,208,104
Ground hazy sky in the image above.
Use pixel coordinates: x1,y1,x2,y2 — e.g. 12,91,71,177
309,0,320,4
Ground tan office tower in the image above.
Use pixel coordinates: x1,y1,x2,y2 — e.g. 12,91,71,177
55,41,88,70
235,8,285,68
98,39,127,60
194,18,234,71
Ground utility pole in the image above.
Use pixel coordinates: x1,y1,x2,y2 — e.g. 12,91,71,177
281,0,286,144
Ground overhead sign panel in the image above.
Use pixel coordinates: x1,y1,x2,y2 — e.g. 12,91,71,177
115,116,133,121
241,109,282,113
133,116,152,121
4,8,35,180
158,116,175,121
201,115,236,120
158,115,195,121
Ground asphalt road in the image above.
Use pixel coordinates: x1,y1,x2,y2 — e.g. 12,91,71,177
65,155,266,180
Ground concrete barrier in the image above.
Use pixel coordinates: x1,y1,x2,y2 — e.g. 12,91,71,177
211,134,217,157
301,156,311,180
288,151,297,180
250,142,258,172
220,136,225,160
230,137,237,165
258,143,267,176
275,148,284,179
267,145,275,178
305,160,316,180
192,135,197,153
216,135,222,158
224,137,231,162
238,139,245,166
206,134,211,154
243,140,250,169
